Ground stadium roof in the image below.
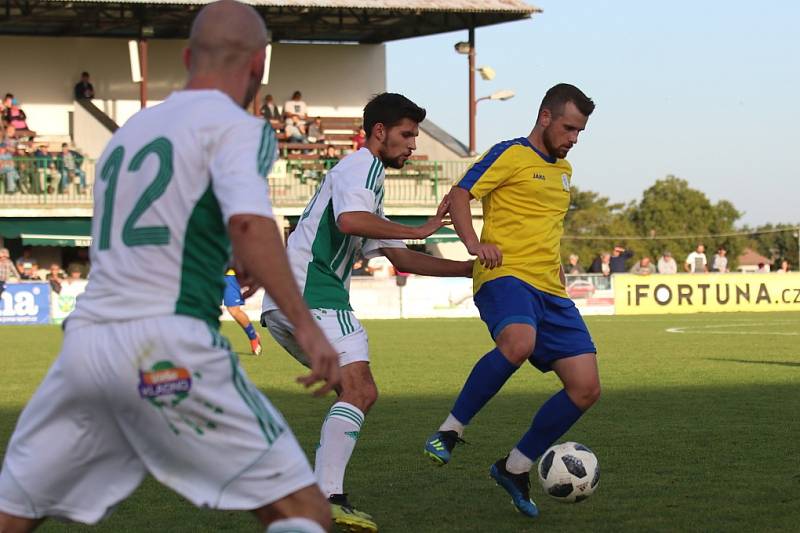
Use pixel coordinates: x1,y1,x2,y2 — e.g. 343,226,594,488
1,0,540,42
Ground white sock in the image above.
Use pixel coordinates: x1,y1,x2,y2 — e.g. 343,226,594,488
315,401,364,497
266,517,326,533
438,413,465,437
506,447,534,474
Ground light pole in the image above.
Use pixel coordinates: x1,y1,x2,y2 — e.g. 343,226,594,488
455,32,515,155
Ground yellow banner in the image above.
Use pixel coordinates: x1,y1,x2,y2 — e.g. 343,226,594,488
613,273,800,314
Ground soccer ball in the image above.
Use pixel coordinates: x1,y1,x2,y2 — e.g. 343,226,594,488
537,442,599,503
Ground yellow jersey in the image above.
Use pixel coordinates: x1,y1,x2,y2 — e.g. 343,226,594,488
458,137,572,298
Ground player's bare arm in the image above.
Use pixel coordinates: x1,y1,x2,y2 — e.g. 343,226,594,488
229,214,340,396
337,194,449,240
380,247,474,277
448,186,503,269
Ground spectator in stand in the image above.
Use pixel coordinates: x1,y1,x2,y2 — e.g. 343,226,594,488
565,253,584,274
306,117,325,143
65,263,85,281
18,262,38,280
4,99,35,138
756,262,770,273
59,143,86,193
589,252,611,276
3,126,18,152
15,246,39,272
34,144,59,193
322,145,340,169
0,247,20,286
685,243,708,273
630,256,656,275
775,259,791,273
260,94,281,120
610,245,633,273
0,143,20,193
73,71,95,100
657,251,678,274
351,127,367,151
67,247,91,278
1,94,12,118
283,116,307,143
711,247,728,272
283,90,308,123
47,263,66,294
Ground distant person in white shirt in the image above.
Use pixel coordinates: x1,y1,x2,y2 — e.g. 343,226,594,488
283,90,308,123
711,247,728,272
685,243,708,273
657,251,677,274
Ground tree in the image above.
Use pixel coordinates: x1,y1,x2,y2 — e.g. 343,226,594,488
628,176,745,266
749,223,800,269
562,187,636,270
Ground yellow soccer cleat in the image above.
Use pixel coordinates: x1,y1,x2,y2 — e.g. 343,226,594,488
329,493,377,533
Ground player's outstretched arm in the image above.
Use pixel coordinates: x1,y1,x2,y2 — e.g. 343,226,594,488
380,247,473,277
449,186,502,269
337,195,450,240
229,214,340,396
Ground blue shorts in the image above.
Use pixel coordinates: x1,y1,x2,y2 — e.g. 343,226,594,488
474,276,596,372
223,274,245,307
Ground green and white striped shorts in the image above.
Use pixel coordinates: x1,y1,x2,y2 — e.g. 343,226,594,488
261,308,369,368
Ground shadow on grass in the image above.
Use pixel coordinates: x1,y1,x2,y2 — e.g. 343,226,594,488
704,357,800,368
0,380,797,533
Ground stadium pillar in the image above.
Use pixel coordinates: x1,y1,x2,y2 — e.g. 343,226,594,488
139,39,148,109
468,28,476,156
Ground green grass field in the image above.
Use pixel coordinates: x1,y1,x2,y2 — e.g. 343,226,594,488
2,312,799,532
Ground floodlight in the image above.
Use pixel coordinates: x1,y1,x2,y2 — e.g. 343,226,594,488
128,40,142,83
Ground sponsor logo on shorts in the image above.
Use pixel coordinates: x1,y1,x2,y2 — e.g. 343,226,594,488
138,362,192,399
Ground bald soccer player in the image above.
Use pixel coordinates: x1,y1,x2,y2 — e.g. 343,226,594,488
0,2,339,532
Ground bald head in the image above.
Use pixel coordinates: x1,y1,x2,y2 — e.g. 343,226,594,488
188,0,267,75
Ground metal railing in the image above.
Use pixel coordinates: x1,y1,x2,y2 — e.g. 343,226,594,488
273,158,472,206
0,157,472,208
0,157,96,205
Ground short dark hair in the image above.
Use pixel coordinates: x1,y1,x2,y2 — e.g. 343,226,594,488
363,93,426,137
539,83,595,118
81,71,90,77
292,90,302,99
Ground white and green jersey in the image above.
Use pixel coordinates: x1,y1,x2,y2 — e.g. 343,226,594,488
70,90,277,327
262,148,404,312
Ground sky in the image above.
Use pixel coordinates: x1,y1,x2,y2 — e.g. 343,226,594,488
386,0,800,227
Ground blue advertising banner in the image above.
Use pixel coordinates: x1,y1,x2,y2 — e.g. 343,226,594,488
0,282,51,325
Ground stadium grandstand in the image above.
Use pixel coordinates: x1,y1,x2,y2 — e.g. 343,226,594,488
0,0,539,272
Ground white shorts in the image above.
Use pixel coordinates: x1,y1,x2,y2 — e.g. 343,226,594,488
0,315,315,524
261,308,369,368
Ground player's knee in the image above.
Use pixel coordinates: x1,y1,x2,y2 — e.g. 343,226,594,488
360,382,379,411
570,381,601,411
497,338,533,365
341,381,378,412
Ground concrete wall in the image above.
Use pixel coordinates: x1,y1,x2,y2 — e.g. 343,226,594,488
73,103,115,160
0,36,386,137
